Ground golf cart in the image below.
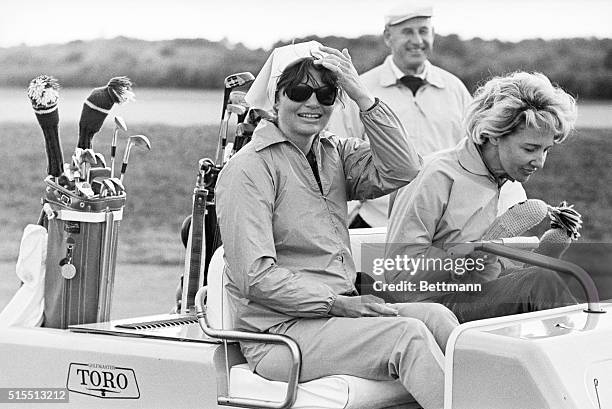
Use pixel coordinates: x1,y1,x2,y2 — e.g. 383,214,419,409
1,73,610,409
1,227,610,408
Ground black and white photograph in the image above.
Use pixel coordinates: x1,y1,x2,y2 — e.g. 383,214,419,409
0,0,611,408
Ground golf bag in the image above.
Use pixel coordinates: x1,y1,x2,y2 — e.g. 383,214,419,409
42,177,125,329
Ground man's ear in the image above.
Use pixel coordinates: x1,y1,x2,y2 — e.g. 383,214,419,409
383,27,392,48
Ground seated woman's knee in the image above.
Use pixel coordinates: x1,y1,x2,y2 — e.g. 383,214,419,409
392,316,432,340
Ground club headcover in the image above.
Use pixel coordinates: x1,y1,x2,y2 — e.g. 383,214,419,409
27,75,63,177
78,76,134,149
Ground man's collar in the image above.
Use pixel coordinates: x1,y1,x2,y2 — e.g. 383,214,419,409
253,119,333,152
380,57,445,89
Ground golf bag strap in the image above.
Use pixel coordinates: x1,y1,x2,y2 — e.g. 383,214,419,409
186,190,207,311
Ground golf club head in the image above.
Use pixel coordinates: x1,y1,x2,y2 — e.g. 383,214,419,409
122,134,152,165
75,181,95,198
80,148,97,164
94,152,107,168
91,176,108,195
224,72,255,89
103,178,117,196
128,134,152,151
89,167,111,180
221,72,255,119
108,177,125,194
226,103,248,117
198,158,214,174
229,91,248,106
79,149,96,181
114,115,128,132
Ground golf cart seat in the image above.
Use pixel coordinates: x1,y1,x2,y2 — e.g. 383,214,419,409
196,228,420,409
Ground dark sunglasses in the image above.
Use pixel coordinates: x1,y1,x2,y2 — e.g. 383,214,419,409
285,84,338,106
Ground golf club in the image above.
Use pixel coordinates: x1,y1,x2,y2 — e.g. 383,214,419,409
79,149,97,183
108,177,125,195
229,90,249,123
63,163,74,181
27,75,64,180
215,103,247,166
91,176,112,196
78,76,133,150
111,116,128,177
119,135,151,184
71,150,83,182
101,178,118,196
88,166,111,181
75,181,95,198
94,152,107,169
232,122,256,155
228,90,247,104
220,72,255,121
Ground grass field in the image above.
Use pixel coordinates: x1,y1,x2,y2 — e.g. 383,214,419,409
0,121,216,265
1,122,610,263
1,122,611,314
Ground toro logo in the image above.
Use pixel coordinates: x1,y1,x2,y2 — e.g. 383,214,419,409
67,363,140,399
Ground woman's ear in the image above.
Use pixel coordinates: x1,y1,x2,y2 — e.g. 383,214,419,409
488,136,500,146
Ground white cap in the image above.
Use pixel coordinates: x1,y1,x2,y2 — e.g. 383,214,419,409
245,40,323,111
385,2,433,26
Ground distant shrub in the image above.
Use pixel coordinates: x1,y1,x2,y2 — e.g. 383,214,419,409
0,35,610,97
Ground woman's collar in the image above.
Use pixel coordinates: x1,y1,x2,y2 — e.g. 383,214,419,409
457,138,512,186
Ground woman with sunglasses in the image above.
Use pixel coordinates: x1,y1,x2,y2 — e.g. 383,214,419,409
215,42,458,409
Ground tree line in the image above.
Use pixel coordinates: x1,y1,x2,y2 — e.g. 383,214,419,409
2,35,611,99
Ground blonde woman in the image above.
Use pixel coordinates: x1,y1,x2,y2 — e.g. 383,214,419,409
386,71,579,323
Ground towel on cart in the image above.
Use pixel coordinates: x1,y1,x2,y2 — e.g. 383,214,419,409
0,224,47,327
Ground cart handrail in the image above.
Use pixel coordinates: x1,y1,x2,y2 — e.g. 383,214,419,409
195,286,301,409
475,242,604,314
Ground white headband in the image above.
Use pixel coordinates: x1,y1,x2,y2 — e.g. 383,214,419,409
245,40,323,111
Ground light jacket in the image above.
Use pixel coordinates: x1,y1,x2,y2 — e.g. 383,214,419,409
385,138,525,302
216,99,421,336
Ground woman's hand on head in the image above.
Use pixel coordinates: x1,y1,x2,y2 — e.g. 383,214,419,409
314,46,376,111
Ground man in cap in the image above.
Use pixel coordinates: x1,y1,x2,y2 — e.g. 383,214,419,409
328,2,525,227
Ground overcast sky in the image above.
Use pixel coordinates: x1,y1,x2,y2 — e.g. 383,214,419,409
1,0,610,49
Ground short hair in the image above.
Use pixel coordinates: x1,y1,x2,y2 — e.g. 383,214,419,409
274,57,339,104
465,72,577,145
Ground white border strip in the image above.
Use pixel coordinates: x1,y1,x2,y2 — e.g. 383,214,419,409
57,208,123,223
